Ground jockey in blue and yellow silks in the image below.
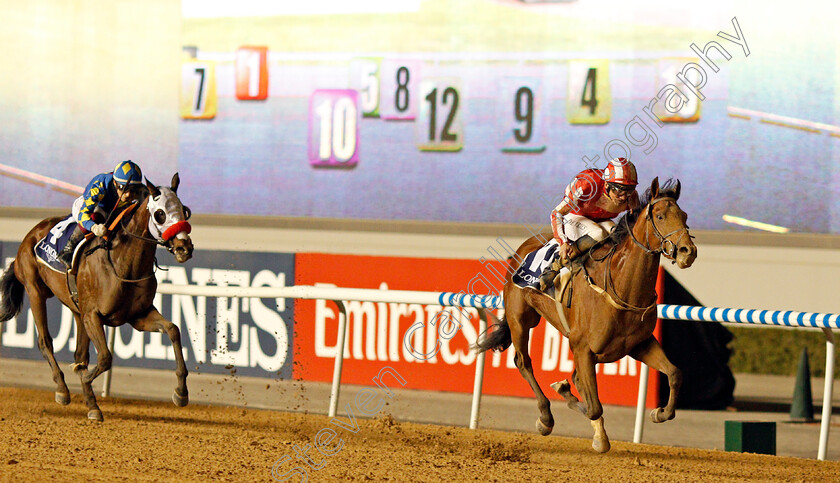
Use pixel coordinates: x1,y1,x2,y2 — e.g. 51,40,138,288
57,160,144,269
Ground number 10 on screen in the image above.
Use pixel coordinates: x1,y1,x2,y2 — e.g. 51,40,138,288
308,90,360,168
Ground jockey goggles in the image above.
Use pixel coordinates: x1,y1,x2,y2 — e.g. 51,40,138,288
607,182,635,193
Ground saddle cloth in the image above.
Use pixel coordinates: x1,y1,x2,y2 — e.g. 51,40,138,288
34,215,86,273
512,238,565,290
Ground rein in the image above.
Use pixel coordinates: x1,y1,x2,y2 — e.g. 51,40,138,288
581,196,687,317
580,249,658,316
103,200,166,284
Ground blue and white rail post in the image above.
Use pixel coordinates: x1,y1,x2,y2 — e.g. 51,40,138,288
636,305,840,461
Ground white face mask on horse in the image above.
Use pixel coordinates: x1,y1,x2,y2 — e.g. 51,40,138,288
147,187,191,242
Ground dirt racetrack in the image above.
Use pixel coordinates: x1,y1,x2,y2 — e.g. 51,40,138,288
0,387,838,482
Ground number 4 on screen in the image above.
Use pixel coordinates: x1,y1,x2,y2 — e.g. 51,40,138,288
567,60,611,125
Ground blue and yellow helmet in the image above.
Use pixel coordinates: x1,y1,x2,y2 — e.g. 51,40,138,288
113,160,143,189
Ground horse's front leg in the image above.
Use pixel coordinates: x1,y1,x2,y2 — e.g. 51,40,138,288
550,348,610,453
71,312,90,371
630,336,682,423
130,307,189,407
77,311,112,421
70,312,99,416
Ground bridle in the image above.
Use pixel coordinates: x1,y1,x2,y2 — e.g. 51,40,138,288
579,196,692,316
625,197,693,262
97,196,188,283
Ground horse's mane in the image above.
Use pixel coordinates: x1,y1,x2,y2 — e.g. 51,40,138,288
606,178,680,246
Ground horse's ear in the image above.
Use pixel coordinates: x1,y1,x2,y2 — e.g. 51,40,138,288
146,177,161,199
673,179,681,200
171,172,180,193
650,177,660,198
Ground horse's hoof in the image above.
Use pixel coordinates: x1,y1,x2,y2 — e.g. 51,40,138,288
87,409,104,422
592,437,611,454
55,392,71,406
172,390,189,407
649,407,673,423
550,380,570,397
536,418,554,436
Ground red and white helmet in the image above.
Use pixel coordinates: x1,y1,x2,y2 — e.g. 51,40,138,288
603,157,638,186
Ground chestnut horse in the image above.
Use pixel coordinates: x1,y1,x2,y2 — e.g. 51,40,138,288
0,174,194,421
475,178,696,453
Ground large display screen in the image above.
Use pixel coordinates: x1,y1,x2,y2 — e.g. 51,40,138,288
2,0,838,235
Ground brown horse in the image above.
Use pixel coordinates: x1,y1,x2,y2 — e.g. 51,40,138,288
0,174,194,421
475,177,696,453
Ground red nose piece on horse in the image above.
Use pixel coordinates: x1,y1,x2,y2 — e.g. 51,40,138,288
162,221,192,241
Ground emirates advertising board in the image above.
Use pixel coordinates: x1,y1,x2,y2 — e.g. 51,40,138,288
293,252,659,408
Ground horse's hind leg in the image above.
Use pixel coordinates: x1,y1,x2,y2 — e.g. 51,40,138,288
509,308,554,436
550,370,585,414
630,336,682,423
130,308,189,407
27,290,71,405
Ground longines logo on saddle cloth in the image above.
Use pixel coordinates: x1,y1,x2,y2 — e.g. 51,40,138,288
34,216,90,274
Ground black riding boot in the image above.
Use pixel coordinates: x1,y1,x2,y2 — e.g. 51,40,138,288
538,267,559,292
538,235,599,292
57,226,85,269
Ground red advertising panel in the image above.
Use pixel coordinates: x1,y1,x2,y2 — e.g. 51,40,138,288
294,252,660,407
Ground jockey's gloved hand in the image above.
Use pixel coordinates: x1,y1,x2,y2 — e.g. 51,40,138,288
91,224,106,237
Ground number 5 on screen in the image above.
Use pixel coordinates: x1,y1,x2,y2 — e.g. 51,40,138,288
180,60,217,119
349,58,381,117
308,90,360,168
567,60,610,124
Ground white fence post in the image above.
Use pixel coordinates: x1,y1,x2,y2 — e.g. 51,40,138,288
469,308,488,429
819,328,835,460
633,363,650,443
328,301,348,418
101,326,117,397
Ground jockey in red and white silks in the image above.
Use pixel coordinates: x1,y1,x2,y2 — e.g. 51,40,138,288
551,157,641,264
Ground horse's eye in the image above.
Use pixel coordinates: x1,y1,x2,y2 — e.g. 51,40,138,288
183,206,191,220
154,209,166,224
657,215,664,221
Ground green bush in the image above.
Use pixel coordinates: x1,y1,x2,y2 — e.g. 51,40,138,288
728,326,840,378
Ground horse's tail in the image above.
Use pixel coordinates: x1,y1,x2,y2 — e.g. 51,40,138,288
472,312,512,353
0,261,24,322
